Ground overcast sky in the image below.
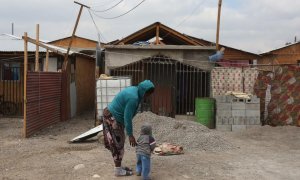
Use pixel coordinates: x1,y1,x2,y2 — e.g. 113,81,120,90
1,0,299,54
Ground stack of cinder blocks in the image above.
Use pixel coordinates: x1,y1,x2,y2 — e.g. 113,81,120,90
215,95,261,131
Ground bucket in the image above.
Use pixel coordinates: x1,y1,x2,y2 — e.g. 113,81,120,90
195,98,215,129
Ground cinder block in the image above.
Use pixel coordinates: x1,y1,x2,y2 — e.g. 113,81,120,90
228,117,233,125
222,118,229,125
246,117,260,125
246,96,260,104
216,102,232,111
217,110,232,117
216,124,232,131
231,97,246,103
254,117,261,125
232,125,246,132
232,110,245,117
231,102,246,110
226,95,235,103
245,103,260,110
215,96,227,103
233,117,246,125
246,125,262,129
246,110,260,117
246,117,255,125
216,117,223,125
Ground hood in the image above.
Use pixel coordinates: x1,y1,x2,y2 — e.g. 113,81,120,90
140,123,152,135
138,80,155,98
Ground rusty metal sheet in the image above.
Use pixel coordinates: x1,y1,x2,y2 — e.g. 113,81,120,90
25,72,62,137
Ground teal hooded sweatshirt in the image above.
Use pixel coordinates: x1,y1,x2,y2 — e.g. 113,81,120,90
108,80,154,136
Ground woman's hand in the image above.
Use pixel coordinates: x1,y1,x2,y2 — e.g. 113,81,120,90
129,135,137,147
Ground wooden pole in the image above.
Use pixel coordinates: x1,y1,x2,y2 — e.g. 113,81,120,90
216,0,222,50
63,1,90,70
45,50,49,72
35,24,39,71
23,32,28,138
156,24,160,45
22,36,65,56
62,1,90,120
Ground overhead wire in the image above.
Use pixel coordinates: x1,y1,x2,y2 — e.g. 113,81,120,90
85,0,119,8
87,9,110,44
91,0,124,13
91,0,146,20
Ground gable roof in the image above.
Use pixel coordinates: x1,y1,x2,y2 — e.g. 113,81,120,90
49,35,98,44
113,22,260,60
260,41,300,55
114,22,204,46
186,35,260,59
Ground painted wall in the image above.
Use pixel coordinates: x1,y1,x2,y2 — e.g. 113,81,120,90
105,48,214,73
75,56,95,114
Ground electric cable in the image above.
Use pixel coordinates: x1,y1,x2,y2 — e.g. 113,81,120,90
91,0,146,19
91,0,124,13
87,9,110,44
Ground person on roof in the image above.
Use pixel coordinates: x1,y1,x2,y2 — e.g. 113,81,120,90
102,80,155,177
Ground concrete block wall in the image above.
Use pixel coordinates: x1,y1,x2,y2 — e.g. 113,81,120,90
215,95,261,132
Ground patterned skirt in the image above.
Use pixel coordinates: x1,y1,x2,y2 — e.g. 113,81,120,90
102,108,125,163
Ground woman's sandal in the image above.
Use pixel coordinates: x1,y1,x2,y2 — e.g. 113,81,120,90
122,166,133,172
125,170,133,176
115,169,133,176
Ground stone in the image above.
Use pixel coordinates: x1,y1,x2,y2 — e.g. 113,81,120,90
93,174,101,178
74,164,85,170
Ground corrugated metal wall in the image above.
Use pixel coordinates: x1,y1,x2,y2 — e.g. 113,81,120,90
25,72,62,137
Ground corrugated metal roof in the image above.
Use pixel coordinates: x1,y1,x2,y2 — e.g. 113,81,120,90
0,34,47,52
0,34,95,60
0,34,78,54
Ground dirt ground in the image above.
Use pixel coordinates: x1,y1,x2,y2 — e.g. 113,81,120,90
1,112,300,180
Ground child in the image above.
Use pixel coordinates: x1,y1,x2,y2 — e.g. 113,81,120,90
136,123,156,180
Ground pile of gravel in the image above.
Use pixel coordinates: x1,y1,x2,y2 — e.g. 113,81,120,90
132,112,235,152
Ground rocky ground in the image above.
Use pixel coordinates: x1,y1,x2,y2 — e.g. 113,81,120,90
1,112,300,180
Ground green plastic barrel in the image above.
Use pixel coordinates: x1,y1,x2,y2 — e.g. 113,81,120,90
195,98,215,129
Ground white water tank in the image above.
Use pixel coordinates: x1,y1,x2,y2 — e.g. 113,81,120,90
96,76,132,120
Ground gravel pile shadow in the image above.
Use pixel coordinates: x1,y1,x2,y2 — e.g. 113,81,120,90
132,112,236,152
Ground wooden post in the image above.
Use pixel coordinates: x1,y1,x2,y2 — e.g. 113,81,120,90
45,50,49,72
62,1,90,120
216,0,222,50
63,1,90,70
23,32,28,138
156,24,160,45
35,24,39,71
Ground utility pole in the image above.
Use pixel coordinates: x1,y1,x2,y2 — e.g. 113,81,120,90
62,1,90,121
216,0,222,50
63,1,90,70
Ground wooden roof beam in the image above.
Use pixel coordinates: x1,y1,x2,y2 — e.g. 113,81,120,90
117,23,159,44
159,25,201,46
156,24,160,45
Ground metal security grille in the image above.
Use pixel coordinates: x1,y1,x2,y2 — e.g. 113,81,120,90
110,55,210,117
